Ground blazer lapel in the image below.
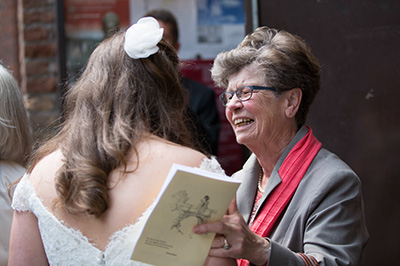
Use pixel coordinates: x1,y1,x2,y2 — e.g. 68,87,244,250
235,154,259,223
254,126,309,221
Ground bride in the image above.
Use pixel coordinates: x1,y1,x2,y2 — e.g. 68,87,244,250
8,17,227,265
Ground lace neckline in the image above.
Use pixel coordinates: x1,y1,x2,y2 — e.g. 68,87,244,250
16,157,223,256
22,175,154,253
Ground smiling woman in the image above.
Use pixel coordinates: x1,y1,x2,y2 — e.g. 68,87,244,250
193,26,369,266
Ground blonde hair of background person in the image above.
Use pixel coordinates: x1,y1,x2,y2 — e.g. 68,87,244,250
8,18,229,265
0,62,32,165
0,62,32,266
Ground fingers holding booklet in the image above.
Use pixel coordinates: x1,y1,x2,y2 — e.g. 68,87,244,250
130,163,241,266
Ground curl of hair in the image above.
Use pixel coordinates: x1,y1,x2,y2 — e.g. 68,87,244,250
29,31,195,217
212,26,321,128
0,62,32,165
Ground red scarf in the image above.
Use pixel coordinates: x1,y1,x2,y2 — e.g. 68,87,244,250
239,127,321,266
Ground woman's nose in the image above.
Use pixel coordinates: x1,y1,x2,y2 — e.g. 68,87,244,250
226,94,242,110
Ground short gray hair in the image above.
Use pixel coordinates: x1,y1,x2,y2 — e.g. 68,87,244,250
211,26,321,127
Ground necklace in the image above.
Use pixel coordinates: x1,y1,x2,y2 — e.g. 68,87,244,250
250,169,265,225
258,169,264,194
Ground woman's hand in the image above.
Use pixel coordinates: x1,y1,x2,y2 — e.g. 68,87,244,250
193,198,270,266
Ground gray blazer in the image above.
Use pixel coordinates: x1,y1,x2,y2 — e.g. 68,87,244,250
235,126,369,266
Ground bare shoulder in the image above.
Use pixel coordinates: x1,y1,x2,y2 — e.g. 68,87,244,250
30,150,63,180
145,137,207,168
29,149,64,198
168,143,206,166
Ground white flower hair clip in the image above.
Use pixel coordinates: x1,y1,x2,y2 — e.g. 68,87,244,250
124,17,164,59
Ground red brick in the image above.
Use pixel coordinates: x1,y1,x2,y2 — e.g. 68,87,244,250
24,8,55,24
22,0,55,9
26,60,56,76
0,0,19,81
24,42,57,58
26,76,57,93
24,26,50,42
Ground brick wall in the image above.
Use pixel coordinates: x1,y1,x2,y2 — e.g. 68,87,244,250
18,0,60,139
0,0,20,81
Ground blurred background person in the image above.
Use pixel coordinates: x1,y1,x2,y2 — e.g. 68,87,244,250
144,8,221,156
194,26,368,265
102,11,120,39
0,61,32,265
8,18,225,265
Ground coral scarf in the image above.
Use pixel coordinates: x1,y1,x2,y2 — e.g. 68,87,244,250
239,127,321,266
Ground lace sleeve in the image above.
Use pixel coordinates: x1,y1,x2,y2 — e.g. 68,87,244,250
198,156,227,176
11,174,33,212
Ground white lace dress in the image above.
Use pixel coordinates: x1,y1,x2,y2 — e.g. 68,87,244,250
11,158,225,265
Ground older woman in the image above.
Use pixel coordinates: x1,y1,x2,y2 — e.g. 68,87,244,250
194,27,368,265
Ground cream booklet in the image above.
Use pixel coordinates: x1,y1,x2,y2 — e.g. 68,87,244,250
130,163,241,266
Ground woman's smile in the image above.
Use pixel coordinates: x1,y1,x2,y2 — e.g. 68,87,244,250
234,118,254,127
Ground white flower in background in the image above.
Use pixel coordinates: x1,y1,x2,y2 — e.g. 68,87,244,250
124,17,164,59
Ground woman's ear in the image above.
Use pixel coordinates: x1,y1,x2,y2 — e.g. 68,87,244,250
285,88,302,118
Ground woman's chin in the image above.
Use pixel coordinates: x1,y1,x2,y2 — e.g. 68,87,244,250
234,126,254,145
235,134,249,146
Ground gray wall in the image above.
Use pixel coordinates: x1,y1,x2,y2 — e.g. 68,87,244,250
248,0,400,264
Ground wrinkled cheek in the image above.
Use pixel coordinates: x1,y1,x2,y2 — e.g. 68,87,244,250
225,109,235,129
225,108,230,119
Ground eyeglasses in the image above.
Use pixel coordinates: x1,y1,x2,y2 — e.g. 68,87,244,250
219,85,277,106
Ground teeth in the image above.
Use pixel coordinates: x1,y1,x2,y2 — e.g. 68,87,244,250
234,118,253,127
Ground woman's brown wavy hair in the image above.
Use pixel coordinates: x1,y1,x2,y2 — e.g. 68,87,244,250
28,30,196,217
